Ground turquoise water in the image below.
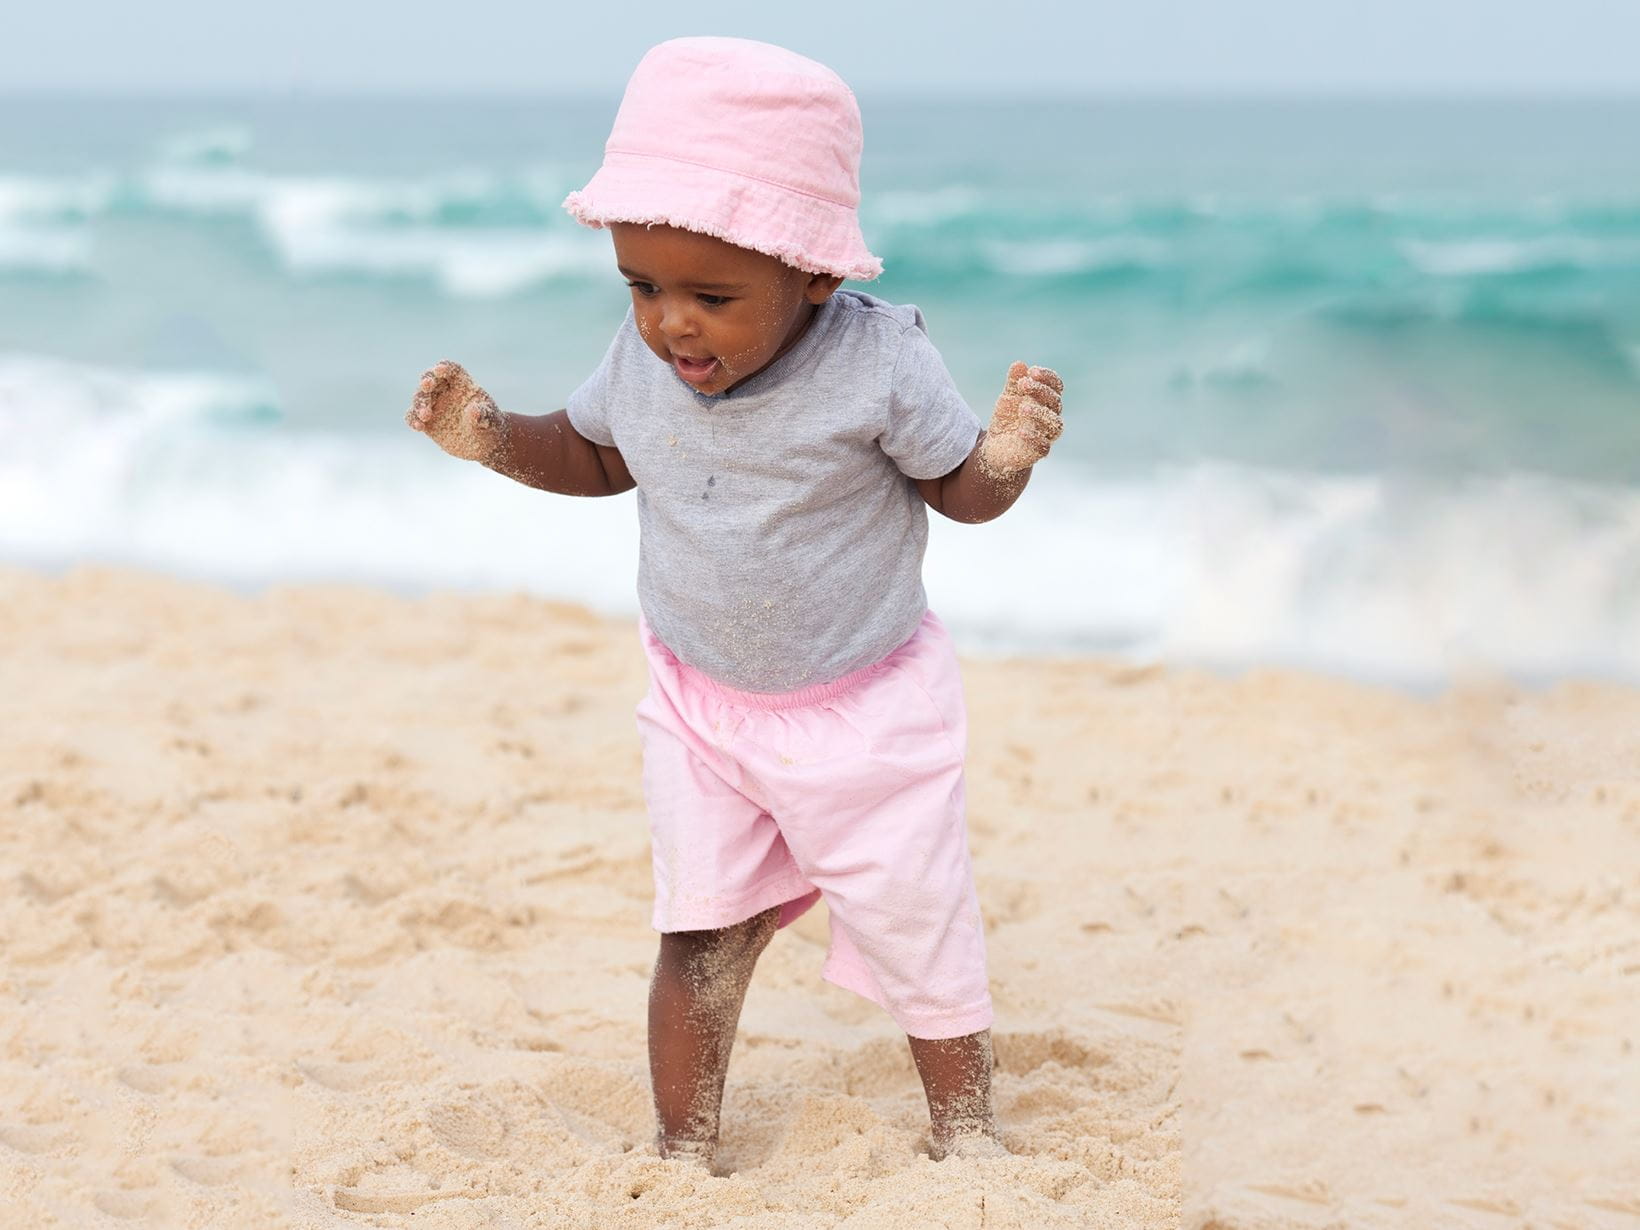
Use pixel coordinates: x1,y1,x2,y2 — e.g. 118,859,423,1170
2,96,1638,682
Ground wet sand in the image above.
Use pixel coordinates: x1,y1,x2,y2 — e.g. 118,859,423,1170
2,567,1635,1228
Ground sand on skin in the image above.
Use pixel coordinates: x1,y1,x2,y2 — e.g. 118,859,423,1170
1,567,1635,1228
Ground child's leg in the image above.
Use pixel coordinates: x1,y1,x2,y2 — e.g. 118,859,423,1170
908,1028,1006,1159
648,905,781,1163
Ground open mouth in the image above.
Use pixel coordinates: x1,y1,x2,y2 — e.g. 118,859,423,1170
671,353,720,384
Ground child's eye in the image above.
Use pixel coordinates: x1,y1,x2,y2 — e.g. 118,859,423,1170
697,294,731,307
625,280,657,297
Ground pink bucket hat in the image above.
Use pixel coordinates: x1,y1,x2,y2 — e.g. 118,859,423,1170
563,37,882,282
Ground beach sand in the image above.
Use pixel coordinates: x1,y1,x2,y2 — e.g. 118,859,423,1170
2,567,1635,1228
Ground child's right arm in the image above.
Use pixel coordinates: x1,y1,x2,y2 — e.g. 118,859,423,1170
405,359,634,497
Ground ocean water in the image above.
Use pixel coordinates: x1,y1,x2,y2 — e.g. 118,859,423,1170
1,95,1637,685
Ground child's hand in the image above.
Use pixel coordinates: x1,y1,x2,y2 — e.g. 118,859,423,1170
977,362,1064,476
404,359,509,463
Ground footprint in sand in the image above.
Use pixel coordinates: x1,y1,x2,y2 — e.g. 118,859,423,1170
171,1155,251,1187
299,1060,388,1093
0,1123,68,1154
117,1063,190,1095
331,1163,478,1215
91,1189,160,1221
992,1029,1109,1077
1095,997,1186,1027
333,1189,463,1214
535,1059,652,1140
426,1089,511,1158
1246,1179,1333,1206
993,1029,1151,1136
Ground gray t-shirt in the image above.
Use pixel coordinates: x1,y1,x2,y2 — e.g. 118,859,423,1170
566,289,980,693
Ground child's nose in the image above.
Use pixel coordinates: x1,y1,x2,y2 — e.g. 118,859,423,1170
658,300,698,340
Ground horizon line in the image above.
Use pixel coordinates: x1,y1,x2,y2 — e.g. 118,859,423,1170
3,87,1639,103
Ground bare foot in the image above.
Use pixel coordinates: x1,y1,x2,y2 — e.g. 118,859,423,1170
930,1127,1010,1161
658,1136,715,1172
647,908,780,1180
909,1029,1009,1161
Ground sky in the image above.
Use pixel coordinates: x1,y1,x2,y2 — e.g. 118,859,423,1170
8,0,1640,96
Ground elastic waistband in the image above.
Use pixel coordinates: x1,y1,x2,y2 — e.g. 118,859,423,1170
640,613,931,711
691,654,894,711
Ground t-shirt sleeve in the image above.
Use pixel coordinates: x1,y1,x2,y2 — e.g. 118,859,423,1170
563,315,628,448
879,318,983,480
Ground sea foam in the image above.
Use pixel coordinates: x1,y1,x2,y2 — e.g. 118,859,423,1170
4,352,1635,688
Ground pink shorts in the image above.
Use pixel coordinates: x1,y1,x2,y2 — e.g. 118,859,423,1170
634,609,992,1040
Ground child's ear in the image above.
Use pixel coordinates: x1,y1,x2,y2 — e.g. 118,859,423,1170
805,273,844,304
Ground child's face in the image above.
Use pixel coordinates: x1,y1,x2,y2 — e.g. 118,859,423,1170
610,223,841,397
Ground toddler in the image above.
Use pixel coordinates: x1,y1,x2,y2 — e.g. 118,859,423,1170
406,37,1064,1165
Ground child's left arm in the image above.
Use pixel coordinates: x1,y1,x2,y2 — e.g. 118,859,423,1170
918,362,1064,523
